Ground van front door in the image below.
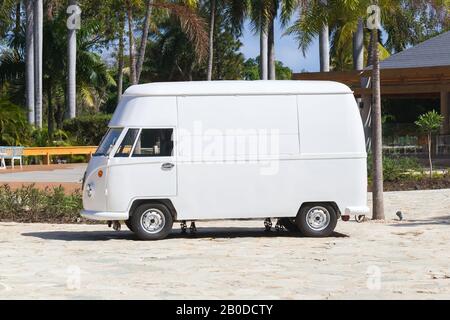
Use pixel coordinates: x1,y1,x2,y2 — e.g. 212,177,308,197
107,128,177,213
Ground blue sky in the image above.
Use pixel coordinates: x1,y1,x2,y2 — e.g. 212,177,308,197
239,19,321,73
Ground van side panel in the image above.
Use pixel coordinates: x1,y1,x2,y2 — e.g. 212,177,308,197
298,94,366,155
173,93,367,220
174,95,300,219
297,94,368,215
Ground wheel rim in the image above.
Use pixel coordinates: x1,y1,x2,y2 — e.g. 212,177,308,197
306,206,331,232
140,209,165,234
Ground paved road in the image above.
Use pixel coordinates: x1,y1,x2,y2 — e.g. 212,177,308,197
0,189,449,300
0,164,87,183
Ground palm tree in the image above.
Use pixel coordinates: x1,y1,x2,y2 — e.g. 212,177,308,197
34,0,43,128
117,11,125,101
370,25,384,220
126,0,137,85
25,0,35,125
318,0,329,72
136,0,153,84
67,0,78,119
353,18,364,70
206,0,216,81
125,0,208,86
249,0,272,80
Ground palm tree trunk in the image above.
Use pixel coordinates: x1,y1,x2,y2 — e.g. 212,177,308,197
207,0,216,81
268,16,276,80
67,0,77,119
117,12,125,102
367,30,374,67
371,28,385,220
34,0,43,128
353,18,364,70
47,79,54,139
259,16,268,80
136,0,153,83
127,1,137,85
319,23,330,72
25,0,35,125
428,133,433,178
319,0,329,72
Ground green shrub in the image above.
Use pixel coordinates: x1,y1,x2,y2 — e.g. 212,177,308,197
368,155,423,182
63,114,112,146
0,184,82,223
0,98,32,146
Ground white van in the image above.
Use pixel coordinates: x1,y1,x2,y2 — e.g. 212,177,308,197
81,81,369,240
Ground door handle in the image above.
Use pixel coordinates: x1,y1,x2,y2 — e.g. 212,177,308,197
161,163,175,170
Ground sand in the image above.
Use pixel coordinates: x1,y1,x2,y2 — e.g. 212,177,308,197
0,189,449,300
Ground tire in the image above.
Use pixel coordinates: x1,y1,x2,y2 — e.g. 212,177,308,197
278,218,299,232
124,219,134,232
130,203,173,240
296,204,338,238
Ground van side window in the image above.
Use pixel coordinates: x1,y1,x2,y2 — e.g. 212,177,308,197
115,129,139,157
133,129,174,157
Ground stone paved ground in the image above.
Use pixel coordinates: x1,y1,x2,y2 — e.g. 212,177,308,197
0,189,449,300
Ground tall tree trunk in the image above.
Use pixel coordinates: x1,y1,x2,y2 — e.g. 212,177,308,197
428,133,433,178
47,79,54,139
319,23,330,72
353,18,364,70
34,0,43,129
127,1,137,85
207,0,216,81
259,15,268,80
371,28,385,220
268,16,276,80
319,0,329,72
367,30,374,67
136,0,153,83
25,0,35,125
67,0,77,119
117,12,125,102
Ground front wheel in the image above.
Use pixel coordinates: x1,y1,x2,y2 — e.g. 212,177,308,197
296,204,337,238
131,203,173,240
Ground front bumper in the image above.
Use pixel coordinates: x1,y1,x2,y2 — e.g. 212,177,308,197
81,210,129,221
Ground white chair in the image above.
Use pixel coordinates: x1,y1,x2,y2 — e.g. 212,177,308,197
11,147,24,169
0,147,6,170
0,147,24,169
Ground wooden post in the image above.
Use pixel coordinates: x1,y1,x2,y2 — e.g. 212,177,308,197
441,90,449,135
44,153,50,165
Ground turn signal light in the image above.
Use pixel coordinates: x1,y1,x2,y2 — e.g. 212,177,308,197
98,170,103,178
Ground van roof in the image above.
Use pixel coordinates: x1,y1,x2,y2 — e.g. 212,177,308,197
123,80,353,96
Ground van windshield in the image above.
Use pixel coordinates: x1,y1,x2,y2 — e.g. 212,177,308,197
94,128,123,157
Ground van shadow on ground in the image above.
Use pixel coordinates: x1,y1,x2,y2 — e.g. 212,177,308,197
22,227,348,242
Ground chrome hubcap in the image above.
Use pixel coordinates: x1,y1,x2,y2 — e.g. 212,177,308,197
140,209,165,234
306,207,330,231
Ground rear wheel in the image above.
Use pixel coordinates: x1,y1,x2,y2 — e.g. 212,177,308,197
278,218,299,232
296,204,337,238
131,203,173,240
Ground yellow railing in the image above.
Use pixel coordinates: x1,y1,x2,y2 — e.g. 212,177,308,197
24,146,98,165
